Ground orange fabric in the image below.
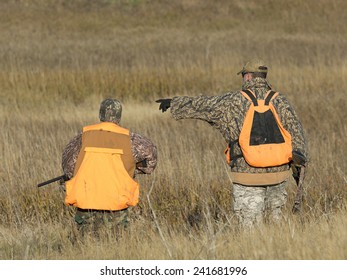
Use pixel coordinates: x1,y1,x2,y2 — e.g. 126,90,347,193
74,124,135,177
83,122,130,135
65,123,139,211
238,90,292,167
224,146,231,164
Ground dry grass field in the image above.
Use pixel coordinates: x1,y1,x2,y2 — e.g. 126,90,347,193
0,0,346,260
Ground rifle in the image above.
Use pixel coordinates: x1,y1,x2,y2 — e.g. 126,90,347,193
37,159,147,187
37,174,68,188
292,165,306,214
291,150,307,213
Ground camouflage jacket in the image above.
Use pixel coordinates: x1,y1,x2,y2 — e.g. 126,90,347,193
170,77,308,175
62,129,157,179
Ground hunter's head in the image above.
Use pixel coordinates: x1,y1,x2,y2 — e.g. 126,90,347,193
237,58,268,81
99,98,122,124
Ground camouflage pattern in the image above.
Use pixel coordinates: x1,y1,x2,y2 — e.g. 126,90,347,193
170,77,308,175
74,208,129,236
130,132,158,175
62,133,82,179
62,131,157,179
99,98,122,124
232,181,288,227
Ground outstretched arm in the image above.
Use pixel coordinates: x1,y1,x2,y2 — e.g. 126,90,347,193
161,93,239,141
170,95,230,123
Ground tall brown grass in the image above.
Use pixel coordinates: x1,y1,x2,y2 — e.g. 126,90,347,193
0,0,346,259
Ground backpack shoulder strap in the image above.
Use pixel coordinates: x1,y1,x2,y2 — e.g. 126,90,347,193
264,90,278,105
241,89,258,106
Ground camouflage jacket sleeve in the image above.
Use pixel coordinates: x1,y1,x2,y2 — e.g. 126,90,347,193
170,93,239,141
61,132,82,179
130,131,158,175
272,93,309,160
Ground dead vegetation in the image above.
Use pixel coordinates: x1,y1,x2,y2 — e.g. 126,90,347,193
0,0,346,259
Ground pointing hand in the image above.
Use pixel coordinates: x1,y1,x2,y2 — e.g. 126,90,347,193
155,99,172,113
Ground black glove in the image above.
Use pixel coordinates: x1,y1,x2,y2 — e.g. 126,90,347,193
156,99,172,112
136,159,147,168
292,150,307,167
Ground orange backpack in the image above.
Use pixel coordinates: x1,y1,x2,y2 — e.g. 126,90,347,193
225,90,292,168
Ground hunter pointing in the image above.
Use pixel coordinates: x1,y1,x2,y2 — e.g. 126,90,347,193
156,58,308,227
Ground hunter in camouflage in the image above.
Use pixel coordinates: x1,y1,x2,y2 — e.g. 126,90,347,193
62,98,157,235
156,58,308,227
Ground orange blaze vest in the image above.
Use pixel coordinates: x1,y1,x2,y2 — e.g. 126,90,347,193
65,122,139,211
226,90,292,168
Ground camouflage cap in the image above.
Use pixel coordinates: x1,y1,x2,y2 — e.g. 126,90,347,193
99,98,122,124
237,58,268,75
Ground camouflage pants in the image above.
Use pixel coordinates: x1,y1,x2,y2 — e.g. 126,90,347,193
232,181,287,228
74,208,129,236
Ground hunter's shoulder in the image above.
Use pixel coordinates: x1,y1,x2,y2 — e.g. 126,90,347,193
130,131,156,147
